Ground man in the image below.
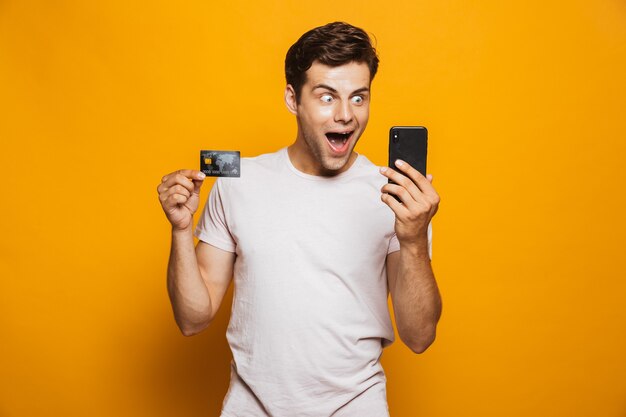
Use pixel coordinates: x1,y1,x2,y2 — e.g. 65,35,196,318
157,22,442,417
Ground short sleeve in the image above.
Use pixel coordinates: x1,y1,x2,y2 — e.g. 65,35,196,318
194,178,236,252
387,222,433,259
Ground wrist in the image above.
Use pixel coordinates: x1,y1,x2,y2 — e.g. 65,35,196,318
172,224,194,237
399,235,429,258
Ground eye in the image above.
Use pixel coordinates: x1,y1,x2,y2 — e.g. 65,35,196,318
321,94,333,103
351,95,364,104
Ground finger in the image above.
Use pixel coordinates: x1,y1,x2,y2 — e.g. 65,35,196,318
427,174,433,183
169,184,191,199
379,166,422,203
393,160,433,192
381,183,420,210
160,173,196,194
192,178,204,195
380,191,411,217
157,181,172,194
394,161,439,201
159,185,191,203
161,169,206,188
159,173,191,192
165,193,188,207
161,169,205,184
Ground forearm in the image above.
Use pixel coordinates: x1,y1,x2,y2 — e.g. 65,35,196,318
167,227,212,335
391,242,442,353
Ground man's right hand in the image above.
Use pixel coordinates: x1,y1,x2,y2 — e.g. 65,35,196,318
157,169,206,231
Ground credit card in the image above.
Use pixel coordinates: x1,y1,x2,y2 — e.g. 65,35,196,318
200,150,240,177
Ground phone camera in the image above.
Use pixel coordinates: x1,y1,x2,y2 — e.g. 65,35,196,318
393,132,399,143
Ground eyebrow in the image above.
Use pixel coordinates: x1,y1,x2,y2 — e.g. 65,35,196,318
312,84,370,95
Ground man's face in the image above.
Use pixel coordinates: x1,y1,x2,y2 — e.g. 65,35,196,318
286,61,371,175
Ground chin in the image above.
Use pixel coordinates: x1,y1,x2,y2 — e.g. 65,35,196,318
321,154,352,172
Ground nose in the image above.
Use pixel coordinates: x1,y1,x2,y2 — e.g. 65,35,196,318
334,100,354,124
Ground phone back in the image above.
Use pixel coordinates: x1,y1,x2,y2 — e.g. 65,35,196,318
388,126,428,176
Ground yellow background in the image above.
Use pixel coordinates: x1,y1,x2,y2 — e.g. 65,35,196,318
1,1,625,416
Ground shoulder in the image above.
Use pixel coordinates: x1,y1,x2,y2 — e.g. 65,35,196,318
241,148,285,172
355,153,379,172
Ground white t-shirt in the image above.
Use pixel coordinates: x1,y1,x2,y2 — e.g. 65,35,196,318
195,147,430,417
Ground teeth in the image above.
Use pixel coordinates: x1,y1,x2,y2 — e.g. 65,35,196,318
326,131,352,150
327,132,351,139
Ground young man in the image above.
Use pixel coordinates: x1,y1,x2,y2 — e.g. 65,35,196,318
157,22,441,417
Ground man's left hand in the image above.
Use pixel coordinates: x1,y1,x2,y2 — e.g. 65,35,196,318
379,159,440,250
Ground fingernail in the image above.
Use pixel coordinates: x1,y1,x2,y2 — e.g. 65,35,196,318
198,172,206,179
395,159,404,167
379,167,387,173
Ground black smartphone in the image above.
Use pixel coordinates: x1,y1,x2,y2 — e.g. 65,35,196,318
388,126,428,176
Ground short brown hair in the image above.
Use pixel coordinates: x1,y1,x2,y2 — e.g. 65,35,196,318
285,22,379,103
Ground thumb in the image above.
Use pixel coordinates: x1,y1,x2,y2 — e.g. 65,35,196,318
192,178,204,195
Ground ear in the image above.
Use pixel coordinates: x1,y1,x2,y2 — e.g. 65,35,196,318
284,84,298,115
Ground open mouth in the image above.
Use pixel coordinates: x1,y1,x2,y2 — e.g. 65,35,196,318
325,130,353,153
